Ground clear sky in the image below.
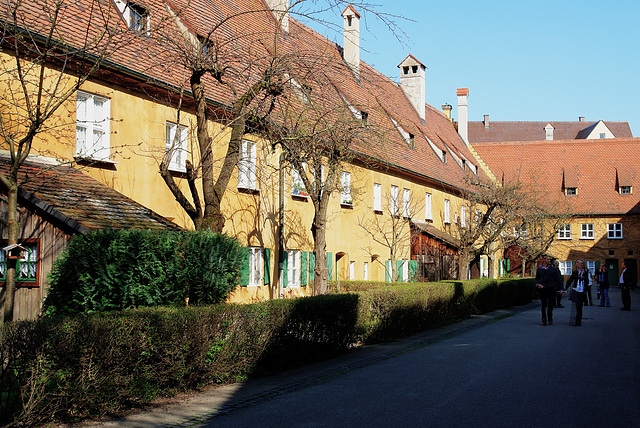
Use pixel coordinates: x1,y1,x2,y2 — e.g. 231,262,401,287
297,0,639,136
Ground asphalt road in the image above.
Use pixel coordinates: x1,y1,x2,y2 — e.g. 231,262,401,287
92,287,639,428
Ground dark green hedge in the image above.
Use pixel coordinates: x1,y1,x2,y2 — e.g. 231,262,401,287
2,278,535,426
43,230,247,316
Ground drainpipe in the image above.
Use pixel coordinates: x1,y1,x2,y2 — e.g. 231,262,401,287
278,151,285,298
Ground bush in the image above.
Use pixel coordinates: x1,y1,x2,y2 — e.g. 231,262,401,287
43,230,247,316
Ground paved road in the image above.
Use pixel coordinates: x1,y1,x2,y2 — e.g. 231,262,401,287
92,288,639,428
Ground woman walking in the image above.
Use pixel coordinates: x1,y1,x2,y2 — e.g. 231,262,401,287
596,263,610,307
565,260,591,326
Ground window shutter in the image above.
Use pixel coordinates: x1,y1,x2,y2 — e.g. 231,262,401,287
309,252,316,285
385,260,391,282
595,261,601,271
409,260,417,281
282,250,288,288
263,248,271,285
327,252,333,281
240,247,250,286
300,252,308,287
506,259,510,272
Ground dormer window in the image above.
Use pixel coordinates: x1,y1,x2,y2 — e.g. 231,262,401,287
360,111,368,126
412,65,418,73
129,3,149,34
620,185,632,194
403,66,409,75
565,187,577,196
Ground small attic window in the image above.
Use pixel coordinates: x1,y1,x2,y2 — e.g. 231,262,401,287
360,111,368,126
129,3,149,34
347,16,353,26
403,66,409,75
412,65,418,73
565,187,577,196
620,185,632,194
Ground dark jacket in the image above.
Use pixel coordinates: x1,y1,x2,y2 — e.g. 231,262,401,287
566,269,590,291
595,269,610,290
619,269,634,289
536,265,556,288
550,265,563,291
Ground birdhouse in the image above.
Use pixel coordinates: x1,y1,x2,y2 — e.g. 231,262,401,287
2,243,27,260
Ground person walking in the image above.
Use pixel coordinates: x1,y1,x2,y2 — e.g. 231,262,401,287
619,262,633,311
551,260,565,308
535,255,556,326
565,260,591,326
596,263,610,307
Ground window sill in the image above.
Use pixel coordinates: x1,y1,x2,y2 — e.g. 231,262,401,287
292,193,309,201
340,203,353,209
238,187,260,195
373,209,383,215
579,237,595,240
607,237,623,240
75,156,117,169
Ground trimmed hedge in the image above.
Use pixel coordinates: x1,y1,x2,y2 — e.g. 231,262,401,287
43,230,247,316
1,278,535,426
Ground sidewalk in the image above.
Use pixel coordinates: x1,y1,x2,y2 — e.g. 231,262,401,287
76,303,537,428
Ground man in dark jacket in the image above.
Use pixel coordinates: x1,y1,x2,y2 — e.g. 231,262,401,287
619,262,633,311
536,255,556,325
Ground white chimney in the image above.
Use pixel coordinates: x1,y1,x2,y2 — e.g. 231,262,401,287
265,0,289,33
398,55,426,122
483,114,490,129
457,88,469,145
342,5,360,80
545,123,554,140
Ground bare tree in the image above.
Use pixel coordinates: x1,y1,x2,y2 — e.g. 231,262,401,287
0,0,128,322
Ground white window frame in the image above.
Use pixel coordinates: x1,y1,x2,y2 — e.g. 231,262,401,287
620,186,632,194
248,247,263,287
580,223,594,239
129,3,150,34
292,165,307,197
558,224,572,240
390,185,399,215
586,261,596,276
238,139,257,190
425,192,432,220
461,205,467,227
76,91,110,160
444,199,450,224
287,250,301,288
402,188,411,218
607,223,623,239
349,261,355,280
340,171,352,205
401,259,409,282
373,183,382,212
559,261,572,276
363,261,368,280
165,122,188,172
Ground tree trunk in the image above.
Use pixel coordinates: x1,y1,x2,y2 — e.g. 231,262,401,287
458,251,472,281
311,200,329,295
3,180,19,323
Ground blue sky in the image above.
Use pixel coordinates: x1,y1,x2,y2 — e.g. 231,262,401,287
298,0,639,136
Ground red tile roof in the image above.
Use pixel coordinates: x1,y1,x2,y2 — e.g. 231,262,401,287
0,157,182,233
471,138,640,215
468,120,633,143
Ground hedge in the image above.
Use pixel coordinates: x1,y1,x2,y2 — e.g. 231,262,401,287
1,277,535,426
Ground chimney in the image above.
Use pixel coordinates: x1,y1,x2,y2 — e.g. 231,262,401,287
265,0,289,33
342,5,360,80
578,116,585,122
398,55,426,121
483,114,490,129
457,88,469,145
545,123,554,140
442,104,452,121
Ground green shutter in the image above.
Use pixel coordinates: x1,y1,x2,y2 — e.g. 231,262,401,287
263,248,271,285
506,259,511,272
595,261,601,270
282,250,288,288
301,252,308,287
240,247,250,286
385,259,391,282
309,252,316,285
327,252,333,281
409,260,417,282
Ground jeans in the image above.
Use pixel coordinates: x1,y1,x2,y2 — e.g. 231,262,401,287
571,290,585,325
599,289,610,306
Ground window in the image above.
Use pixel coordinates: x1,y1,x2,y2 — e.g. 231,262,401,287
349,261,355,280
340,172,352,205
599,133,606,139
373,183,382,212
620,186,632,194
401,259,409,282
390,185,399,215
444,199,450,224
287,250,300,287
580,223,594,239
460,205,467,227
402,188,411,218
247,247,263,287
425,192,432,220
76,91,110,160
0,243,38,284
607,223,623,239
558,224,571,240
238,139,257,190
565,187,577,196
165,122,188,171
363,261,368,280
292,166,307,197
129,3,149,34
586,261,596,276
559,261,572,276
